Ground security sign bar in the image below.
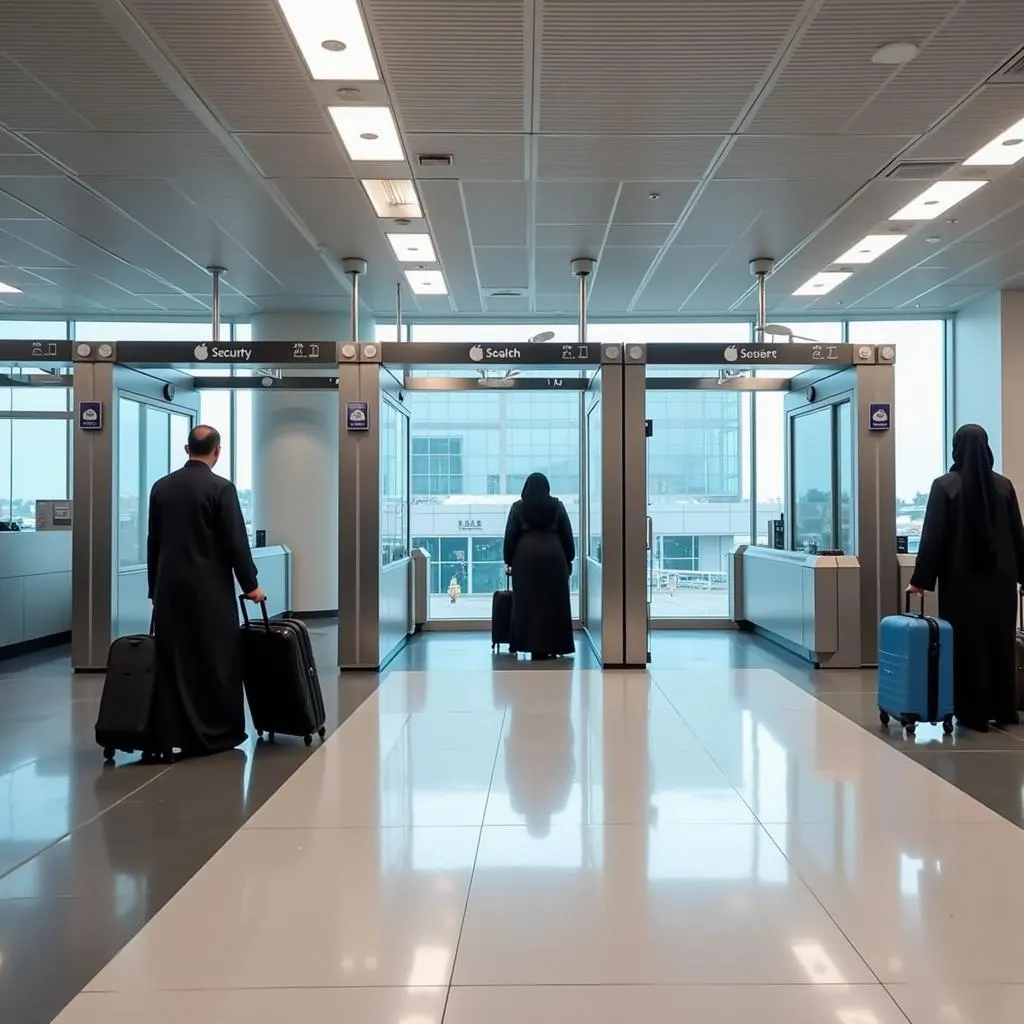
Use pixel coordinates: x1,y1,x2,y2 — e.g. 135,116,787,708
378,341,609,367
66,340,340,366
0,339,73,363
641,342,893,366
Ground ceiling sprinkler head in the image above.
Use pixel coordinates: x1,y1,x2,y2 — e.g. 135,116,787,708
528,330,555,343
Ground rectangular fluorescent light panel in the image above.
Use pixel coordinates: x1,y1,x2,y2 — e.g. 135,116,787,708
405,270,447,296
964,115,1024,166
275,0,379,80
889,180,987,220
793,272,852,297
329,106,404,161
0,281,21,294
834,233,906,264
362,179,422,219
386,233,436,262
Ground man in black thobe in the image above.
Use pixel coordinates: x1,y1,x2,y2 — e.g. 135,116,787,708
147,425,264,757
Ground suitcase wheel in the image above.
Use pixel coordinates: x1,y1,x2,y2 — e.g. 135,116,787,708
900,716,916,737
879,710,890,727
943,715,954,735
304,734,313,747
318,727,326,741
267,732,276,744
102,747,115,762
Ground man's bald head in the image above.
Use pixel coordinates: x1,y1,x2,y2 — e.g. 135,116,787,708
186,425,221,465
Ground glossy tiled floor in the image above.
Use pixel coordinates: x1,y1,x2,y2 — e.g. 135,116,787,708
5,630,1024,1022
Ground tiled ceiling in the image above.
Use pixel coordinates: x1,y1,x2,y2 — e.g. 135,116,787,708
0,0,1022,319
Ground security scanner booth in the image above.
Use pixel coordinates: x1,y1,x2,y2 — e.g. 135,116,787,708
51,338,302,672
335,338,628,670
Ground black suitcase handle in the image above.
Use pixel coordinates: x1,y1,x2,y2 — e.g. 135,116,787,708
239,595,270,628
904,590,926,617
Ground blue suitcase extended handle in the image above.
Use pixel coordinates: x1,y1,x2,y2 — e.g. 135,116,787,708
904,590,926,616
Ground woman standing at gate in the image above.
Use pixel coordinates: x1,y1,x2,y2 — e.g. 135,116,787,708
909,424,1024,730
503,473,575,660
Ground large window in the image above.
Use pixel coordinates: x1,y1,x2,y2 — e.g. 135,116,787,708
412,436,462,496
380,397,409,566
792,407,835,552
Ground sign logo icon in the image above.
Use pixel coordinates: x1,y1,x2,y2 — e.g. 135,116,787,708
723,345,739,363
193,344,209,361
81,407,98,423
468,345,484,362
868,403,891,431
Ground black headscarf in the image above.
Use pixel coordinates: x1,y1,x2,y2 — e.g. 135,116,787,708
520,472,559,528
951,423,998,567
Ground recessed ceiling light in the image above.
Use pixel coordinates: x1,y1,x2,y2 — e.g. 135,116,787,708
793,272,852,297
336,87,361,99
964,114,1024,166
648,192,661,200
405,269,447,296
330,106,404,161
0,281,22,294
361,179,422,219
834,233,906,264
275,0,379,80
871,41,919,65
386,233,437,263
925,235,941,243
889,180,987,220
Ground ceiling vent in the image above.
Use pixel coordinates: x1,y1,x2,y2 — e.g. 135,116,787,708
485,288,526,298
994,47,1024,81
417,154,454,168
885,160,959,180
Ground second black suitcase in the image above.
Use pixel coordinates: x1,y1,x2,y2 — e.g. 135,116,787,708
95,629,160,761
240,599,326,747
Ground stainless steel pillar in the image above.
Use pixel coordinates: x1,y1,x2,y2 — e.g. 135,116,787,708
207,266,225,343
749,257,773,547
342,257,367,342
622,345,649,666
571,257,595,346
396,280,404,343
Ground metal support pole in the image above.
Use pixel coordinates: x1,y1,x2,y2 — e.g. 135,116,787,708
207,265,225,342
749,258,773,547
342,257,368,341
571,257,596,345
396,280,404,342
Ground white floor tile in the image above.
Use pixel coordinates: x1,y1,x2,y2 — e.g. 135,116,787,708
245,712,503,829
453,823,874,985
888,983,1024,1024
768,819,1024,983
444,984,909,1024
86,826,479,992
55,987,446,1024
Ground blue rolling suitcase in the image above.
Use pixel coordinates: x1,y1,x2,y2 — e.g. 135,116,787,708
878,593,954,737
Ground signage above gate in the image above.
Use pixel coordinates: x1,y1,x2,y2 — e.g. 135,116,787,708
644,342,866,366
379,342,603,367
112,341,339,366
0,339,73,363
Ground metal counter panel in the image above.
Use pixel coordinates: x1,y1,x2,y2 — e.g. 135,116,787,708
379,558,412,666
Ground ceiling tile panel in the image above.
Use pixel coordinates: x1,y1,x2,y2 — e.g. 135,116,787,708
536,183,619,225
1,0,201,131
417,179,483,315
605,224,672,247
362,1,525,133
537,135,722,180
613,183,698,225
22,132,235,177
848,1,1024,135
236,134,351,180
633,247,726,313
0,154,63,177
484,294,532,315
408,134,527,182
589,247,660,314
717,135,913,180
128,0,328,132
535,225,607,251
907,84,1024,163
474,248,529,291
747,0,959,134
463,182,528,247
534,248,577,294
540,0,807,133
0,56,92,131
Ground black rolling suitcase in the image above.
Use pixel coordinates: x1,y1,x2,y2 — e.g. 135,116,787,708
239,599,326,747
491,572,515,653
95,625,160,761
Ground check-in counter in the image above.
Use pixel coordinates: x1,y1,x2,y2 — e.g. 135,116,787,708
113,545,293,639
732,545,862,668
0,531,73,654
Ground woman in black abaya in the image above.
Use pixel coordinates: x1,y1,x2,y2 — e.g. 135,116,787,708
909,424,1024,730
503,473,575,659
